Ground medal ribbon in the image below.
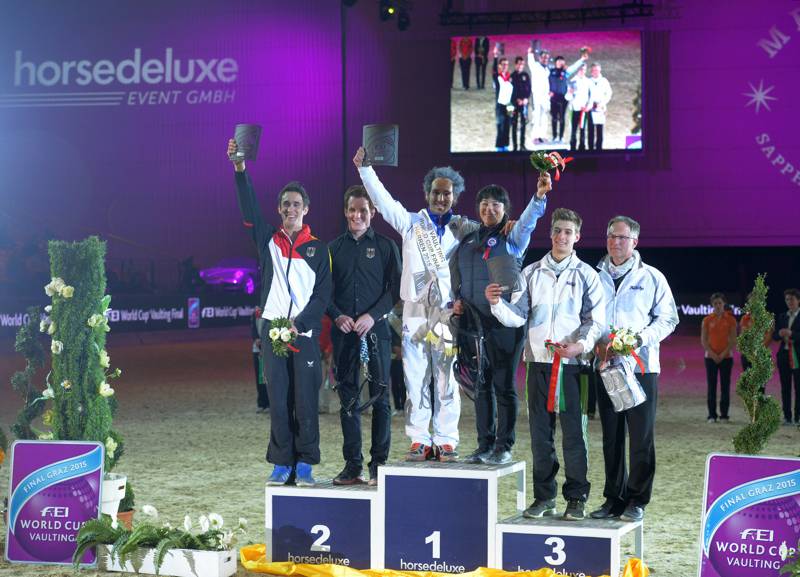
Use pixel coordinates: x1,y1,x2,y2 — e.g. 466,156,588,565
790,338,798,370
545,340,565,413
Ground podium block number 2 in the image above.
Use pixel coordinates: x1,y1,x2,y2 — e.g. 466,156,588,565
311,525,331,552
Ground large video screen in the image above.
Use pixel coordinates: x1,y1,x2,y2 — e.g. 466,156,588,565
450,30,642,154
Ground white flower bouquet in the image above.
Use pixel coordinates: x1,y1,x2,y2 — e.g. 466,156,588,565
268,317,298,357
599,326,647,412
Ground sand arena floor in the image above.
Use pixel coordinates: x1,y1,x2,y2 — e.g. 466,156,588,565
0,328,797,576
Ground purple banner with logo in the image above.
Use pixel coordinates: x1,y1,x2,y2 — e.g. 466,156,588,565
699,453,800,577
5,440,104,566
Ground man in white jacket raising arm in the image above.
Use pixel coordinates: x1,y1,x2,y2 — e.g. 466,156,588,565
486,207,604,521
353,147,477,462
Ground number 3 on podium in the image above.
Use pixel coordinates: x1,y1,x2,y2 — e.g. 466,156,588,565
544,536,566,565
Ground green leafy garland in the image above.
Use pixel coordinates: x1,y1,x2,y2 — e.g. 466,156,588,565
10,307,46,440
40,236,124,471
733,274,782,454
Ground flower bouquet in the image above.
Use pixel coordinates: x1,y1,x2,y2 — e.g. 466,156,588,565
268,318,298,357
598,326,647,412
73,506,247,577
529,150,574,181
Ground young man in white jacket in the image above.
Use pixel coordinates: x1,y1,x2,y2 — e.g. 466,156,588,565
487,208,604,520
590,216,678,522
353,147,477,461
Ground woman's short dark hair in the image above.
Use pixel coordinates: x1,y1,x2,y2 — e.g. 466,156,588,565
475,184,511,213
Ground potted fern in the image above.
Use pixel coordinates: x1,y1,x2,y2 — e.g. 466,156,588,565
72,507,246,577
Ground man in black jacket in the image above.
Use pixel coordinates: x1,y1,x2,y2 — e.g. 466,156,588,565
228,139,331,487
328,186,401,486
774,288,800,425
510,57,531,151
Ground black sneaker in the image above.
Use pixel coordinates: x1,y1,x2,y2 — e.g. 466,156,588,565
563,499,586,520
589,500,623,519
463,448,492,464
523,499,557,518
620,503,644,522
333,465,364,486
482,449,512,465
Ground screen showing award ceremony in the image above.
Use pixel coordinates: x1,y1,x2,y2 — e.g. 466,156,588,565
450,30,642,154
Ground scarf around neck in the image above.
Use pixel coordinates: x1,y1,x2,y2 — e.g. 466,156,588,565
602,250,639,280
545,252,573,276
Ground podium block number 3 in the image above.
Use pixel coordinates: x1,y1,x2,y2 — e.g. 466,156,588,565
425,531,441,559
310,525,331,552
544,537,566,565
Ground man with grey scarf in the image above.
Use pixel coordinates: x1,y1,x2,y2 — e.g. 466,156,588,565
590,216,678,522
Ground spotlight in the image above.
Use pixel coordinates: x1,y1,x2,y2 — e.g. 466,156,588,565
379,0,394,21
397,10,410,30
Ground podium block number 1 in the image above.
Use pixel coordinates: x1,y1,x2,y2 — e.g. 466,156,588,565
425,531,441,559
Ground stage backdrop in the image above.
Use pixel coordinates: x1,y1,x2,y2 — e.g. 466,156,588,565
0,0,797,277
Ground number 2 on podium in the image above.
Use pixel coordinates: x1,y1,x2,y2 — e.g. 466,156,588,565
310,524,331,552
425,530,441,559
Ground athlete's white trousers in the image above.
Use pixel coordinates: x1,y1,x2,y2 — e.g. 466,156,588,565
402,300,461,447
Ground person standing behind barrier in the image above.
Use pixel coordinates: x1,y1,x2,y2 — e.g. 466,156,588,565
588,63,613,150
452,176,550,466
590,216,678,523
354,147,478,462
701,292,737,423
566,64,591,151
229,139,331,487
328,185,401,486
493,57,513,152
510,57,531,151
458,36,473,90
487,208,604,521
774,288,800,425
527,46,551,145
474,36,489,89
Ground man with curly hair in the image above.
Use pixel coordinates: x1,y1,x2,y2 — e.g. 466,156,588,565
354,147,478,461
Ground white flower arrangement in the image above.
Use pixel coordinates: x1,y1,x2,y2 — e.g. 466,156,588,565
99,381,115,397
99,350,110,368
51,340,64,355
141,504,159,519
105,436,118,457
268,318,298,357
44,277,66,297
608,326,641,356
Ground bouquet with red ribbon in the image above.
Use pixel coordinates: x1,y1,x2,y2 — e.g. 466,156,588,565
606,326,645,374
529,151,574,181
268,318,299,357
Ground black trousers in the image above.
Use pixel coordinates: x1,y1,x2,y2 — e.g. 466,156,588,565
550,96,567,140
527,363,590,502
705,357,733,419
475,56,487,89
253,351,269,409
459,57,471,89
495,103,511,148
474,325,524,452
333,329,392,469
263,334,322,466
596,372,658,508
777,350,800,422
569,110,586,151
588,115,604,150
581,365,597,416
511,104,528,150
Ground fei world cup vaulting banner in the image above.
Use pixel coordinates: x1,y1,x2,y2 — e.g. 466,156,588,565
5,441,104,566
699,453,800,577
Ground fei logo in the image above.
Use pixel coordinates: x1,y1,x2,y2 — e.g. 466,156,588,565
740,528,773,542
40,506,70,518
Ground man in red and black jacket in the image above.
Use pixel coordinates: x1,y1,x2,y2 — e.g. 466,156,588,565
228,139,331,487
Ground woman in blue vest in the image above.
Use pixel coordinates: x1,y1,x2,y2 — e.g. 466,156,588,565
451,177,550,464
